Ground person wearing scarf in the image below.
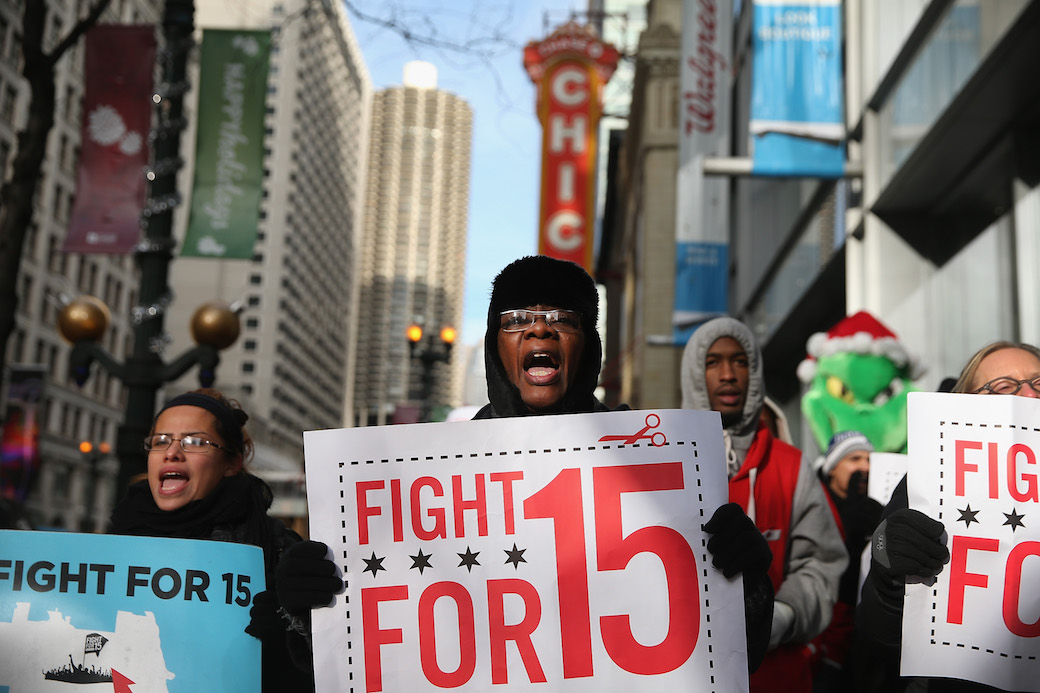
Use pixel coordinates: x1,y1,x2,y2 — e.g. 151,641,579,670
110,389,314,692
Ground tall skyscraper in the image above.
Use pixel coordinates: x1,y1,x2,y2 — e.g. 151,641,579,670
168,0,371,509
352,62,472,426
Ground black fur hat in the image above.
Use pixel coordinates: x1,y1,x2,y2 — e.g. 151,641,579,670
488,255,599,330
483,255,602,416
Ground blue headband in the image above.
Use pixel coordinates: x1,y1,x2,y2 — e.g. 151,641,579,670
158,393,244,454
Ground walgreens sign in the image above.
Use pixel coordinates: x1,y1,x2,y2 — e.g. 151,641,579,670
524,23,618,272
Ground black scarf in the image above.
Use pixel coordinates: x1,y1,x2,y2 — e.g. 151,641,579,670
110,474,277,568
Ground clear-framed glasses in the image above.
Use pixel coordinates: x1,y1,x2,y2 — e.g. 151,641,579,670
972,376,1040,395
499,308,583,333
144,434,228,454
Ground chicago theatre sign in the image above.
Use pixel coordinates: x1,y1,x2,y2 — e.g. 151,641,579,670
524,23,619,272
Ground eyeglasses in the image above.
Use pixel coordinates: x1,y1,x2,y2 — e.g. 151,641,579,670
499,309,583,333
144,434,228,454
972,376,1040,395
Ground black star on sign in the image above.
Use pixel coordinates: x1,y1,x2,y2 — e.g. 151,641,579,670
504,543,527,570
957,504,980,528
458,547,481,572
363,551,386,577
410,548,433,574
1004,508,1026,533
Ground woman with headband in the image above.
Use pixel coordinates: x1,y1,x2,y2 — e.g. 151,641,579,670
109,388,314,691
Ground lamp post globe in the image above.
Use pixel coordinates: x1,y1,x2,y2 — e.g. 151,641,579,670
190,301,241,350
57,296,110,343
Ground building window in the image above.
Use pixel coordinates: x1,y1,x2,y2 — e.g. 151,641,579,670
242,362,255,373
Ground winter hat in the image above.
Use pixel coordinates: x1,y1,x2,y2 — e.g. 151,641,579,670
483,255,602,415
487,255,599,332
797,311,925,383
814,430,873,478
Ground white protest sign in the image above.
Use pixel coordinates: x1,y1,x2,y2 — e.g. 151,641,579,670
868,452,908,507
304,408,748,693
903,392,1040,690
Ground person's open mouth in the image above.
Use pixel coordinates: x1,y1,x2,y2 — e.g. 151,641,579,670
524,350,561,385
159,470,189,494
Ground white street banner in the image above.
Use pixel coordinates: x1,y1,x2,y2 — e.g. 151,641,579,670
903,392,1040,690
304,409,748,692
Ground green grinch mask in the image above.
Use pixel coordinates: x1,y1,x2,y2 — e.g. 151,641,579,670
798,312,923,454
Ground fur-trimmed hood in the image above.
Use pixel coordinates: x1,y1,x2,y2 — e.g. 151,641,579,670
479,256,603,417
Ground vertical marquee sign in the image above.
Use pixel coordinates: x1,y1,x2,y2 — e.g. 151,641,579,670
524,23,619,273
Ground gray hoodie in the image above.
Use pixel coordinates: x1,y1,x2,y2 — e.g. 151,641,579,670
681,317,848,648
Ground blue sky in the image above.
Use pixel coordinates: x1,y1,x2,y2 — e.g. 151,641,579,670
348,1,585,345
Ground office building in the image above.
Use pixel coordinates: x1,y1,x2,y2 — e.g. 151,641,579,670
352,62,472,426
602,0,1040,453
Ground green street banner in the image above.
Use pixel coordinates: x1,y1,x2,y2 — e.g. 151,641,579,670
183,30,270,259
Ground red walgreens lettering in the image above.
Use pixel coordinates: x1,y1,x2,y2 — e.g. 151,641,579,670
684,0,728,135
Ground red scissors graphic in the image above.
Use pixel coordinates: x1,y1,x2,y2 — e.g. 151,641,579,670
599,413,667,446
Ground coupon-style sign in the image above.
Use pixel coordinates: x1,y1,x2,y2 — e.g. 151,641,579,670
304,408,747,693
0,530,263,692
903,392,1040,691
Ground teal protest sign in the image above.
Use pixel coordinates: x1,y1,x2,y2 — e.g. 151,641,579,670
0,530,263,692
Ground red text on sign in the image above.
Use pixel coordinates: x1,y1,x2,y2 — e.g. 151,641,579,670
947,535,1040,637
355,471,524,544
955,439,1039,502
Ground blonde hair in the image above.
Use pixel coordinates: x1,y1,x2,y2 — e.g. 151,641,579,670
952,341,1040,393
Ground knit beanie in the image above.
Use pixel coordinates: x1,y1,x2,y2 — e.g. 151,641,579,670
483,255,602,415
814,430,873,478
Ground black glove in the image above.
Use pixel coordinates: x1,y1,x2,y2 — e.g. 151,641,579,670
703,503,773,580
276,540,342,616
245,589,282,640
871,508,949,587
842,485,884,544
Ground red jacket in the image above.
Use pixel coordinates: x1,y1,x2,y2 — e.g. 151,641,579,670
729,425,817,693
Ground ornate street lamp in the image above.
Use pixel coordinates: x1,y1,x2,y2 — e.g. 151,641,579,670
58,296,240,496
53,1,219,500
406,324,456,422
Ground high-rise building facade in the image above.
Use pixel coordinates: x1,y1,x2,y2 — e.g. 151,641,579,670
352,63,472,426
166,0,371,519
0,0,163,530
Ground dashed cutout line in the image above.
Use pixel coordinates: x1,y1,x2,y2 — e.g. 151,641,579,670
693,462,717,693
343,440,697,465
931,422,1040,661
334,444,707,689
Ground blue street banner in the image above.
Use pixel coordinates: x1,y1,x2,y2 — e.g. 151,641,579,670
0,530,264,692
750,0,844,177
675,0,734,342
183,30,271,259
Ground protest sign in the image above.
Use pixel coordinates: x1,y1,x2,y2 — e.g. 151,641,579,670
903,392,1040,690
868,452,908,507
304,408,747,692
0,530,263,692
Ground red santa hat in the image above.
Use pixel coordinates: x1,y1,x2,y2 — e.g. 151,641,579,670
797,311,925,383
